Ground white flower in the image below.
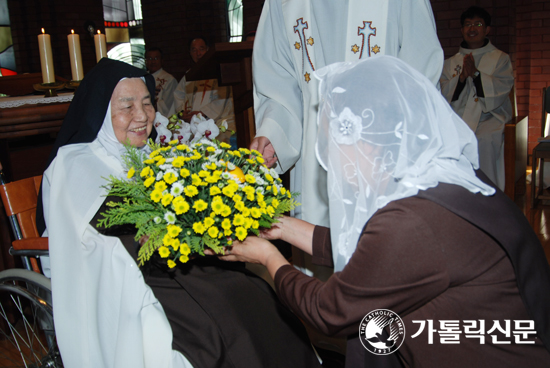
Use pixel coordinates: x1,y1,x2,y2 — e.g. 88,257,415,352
191,118,220,142
330,107,362,145
256,187,265,194
269,168,279,179
165,169,178,178
164,211,176,224
219,119,229,132
153,112,172,144
154,216,162,224
227,162,236,170
156,171,164,181
222,172,232,180
159,164,172,171
170,182,184,197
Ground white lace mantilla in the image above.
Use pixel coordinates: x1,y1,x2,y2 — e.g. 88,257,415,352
0,93,74,109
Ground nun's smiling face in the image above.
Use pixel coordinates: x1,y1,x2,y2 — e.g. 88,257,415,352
111,78,155,147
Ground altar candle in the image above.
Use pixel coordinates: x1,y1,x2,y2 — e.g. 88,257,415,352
67,30,84,81
38,28,55,84
94,30,107,62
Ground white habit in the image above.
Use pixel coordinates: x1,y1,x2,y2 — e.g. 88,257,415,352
41,140,193,368
440,40,514,190
253,0,444,228
152,68,177,118
172,76,235,128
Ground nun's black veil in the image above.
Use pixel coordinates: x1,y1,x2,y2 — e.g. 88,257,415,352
36,58,157,234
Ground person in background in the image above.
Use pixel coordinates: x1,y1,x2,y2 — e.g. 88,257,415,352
145,47,177,118
440,6,514,190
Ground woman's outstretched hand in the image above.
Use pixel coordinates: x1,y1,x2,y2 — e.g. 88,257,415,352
206,236,290,279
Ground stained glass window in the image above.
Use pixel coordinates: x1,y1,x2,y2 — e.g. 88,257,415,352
227,0,243,42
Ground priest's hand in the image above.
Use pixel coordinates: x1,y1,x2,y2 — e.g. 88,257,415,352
461,53,477,82
250,136,278,168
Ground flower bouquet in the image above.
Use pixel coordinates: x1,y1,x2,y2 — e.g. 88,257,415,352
98,134,299,269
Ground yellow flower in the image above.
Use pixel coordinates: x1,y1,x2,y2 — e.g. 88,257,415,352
205,173,220,184
143,158,155,164
266,206,275,216
144,176,155,188
206,146,216,153
173,198,190,215
176,144,188,151
246,193,255,202
239,148,251,155
235,201,245,212
272,198,280,209
163,233,173,245
199,170,208,178
272,186,278,195
140,166,152,177
193,199,208,212
162,194,174,207
149,150,160,158
265,174,274,183
250,208,262,219
232,194,242,202
184,185,199,197
172,156,185,168
252,220,259,229
222,185,237,197
155,181,167,192
212,200,224,215
280,187,287,195
204,217,215,229
251,149,261,156
150,189,163,202
244,217,253,229
193,222,206,234
232,150,241,158
246,159,255,165
220,205,232,217
287,191,292,199
171,238,180,251
163,171,178,184
180,168,190,178
127,167,135,179
256,157,265,164
245,174,256,184
180,242,191,255
191,174,202,186
210,186,221,196
208,226,219,238
205,163,216,171
220,142,231,149
224,228,233,236
156,157,166,166
167,259,177,268
243,186,254,196
221,218,232,230
167,224,182,237
235,226,247,241
233,214,245,226
169,139,179,145
241,207,250,217
158,246,170,258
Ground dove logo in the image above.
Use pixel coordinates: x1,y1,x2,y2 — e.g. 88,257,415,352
359,309,405,355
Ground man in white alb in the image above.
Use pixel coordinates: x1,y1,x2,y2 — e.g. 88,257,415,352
441,6,514,190
250,0,444,276
145,47,177,118
171,37,235,131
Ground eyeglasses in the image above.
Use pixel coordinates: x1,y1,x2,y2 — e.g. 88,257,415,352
463,22,484,28
146,57,160,61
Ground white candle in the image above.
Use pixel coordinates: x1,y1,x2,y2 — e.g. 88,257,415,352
94,30,107,62
38,28,55,84
67,30,84,81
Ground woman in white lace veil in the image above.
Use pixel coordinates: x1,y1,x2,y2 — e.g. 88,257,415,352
314,55,494,271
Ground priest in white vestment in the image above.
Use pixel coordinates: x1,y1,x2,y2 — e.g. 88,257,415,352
251,0,444,277
440,6,514,190
171,37,236,139
146,47,178,118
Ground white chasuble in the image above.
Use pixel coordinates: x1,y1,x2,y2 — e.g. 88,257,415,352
253,0,442,274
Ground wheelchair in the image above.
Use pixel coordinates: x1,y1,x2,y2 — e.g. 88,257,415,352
0,169,63,367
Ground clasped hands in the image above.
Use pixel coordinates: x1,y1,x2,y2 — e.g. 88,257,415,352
459,53,479,83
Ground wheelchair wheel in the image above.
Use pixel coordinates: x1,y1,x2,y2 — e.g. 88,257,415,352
0,269,63,367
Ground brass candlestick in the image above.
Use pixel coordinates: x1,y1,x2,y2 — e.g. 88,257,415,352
33,81,66,97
